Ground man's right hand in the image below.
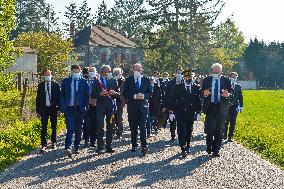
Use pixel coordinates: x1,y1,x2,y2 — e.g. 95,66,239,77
204,89,211,97
99,90,108,96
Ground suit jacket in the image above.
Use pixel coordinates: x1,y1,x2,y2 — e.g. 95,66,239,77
201,75,231,116
163,78,177,109
170,80,201,118
91,77,119,115
149,83,162,117
123,75,152,113
229,83,243,108
60,77,89,113
36,81,61,115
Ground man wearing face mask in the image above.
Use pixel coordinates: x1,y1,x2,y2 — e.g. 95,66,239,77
91,65,119,154
202,63,231,157
123,63,152,156
61,65,89,157
169,69,201,158
112,68,125,140
160,72,170,129
162,67,183,141
82,67,98,148
36,69,61,154
224,72,243,142
82,67,89,80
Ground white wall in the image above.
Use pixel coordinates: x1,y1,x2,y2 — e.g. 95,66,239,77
8,53,37,73
238,80,257,89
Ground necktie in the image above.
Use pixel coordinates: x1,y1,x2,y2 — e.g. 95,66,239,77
74,79,78,106
214,80,219,103
135,78,140,92
186,86,191,94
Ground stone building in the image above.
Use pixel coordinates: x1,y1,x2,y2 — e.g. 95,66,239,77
73,25,143,74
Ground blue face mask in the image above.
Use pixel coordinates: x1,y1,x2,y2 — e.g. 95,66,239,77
107,72,113,79
72,72,81,80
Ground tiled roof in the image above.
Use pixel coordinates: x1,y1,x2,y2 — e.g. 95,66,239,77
89,26,137,48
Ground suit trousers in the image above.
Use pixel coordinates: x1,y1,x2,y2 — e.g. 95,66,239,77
128,102,148,149
83,106,97,145
96,109,114,150
205,103,223,154
64,106,85,150
176,112,194,151
115,100,124,137
224,106,238,139
40,107,57,147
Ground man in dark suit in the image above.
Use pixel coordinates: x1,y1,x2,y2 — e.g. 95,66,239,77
83,67,98,148
123,63,152,156
224,72,243,142
170,69,202,158
61,65,89,157
36,69,61,154
112,67,125,140
162,67,183,140
160,72,170,129
91,65,119,154
202,63,231,157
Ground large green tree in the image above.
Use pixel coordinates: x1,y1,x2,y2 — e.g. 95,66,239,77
15,32,73,79
0,0,17,91
12,0,59,38
64,0,94,34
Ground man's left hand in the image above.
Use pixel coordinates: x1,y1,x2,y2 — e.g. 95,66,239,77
221,89,230,98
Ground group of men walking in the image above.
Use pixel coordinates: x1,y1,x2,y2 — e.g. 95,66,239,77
36,62,243,158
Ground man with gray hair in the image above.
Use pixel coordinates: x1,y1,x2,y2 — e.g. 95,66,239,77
123,63,152,156
112,67,125,140
201,63,231,157
91,65,119,154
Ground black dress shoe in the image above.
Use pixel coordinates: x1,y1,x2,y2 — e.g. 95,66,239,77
141,148,149,156
228,138,233,142
181,151,187,158
96,149,104,155
206,149,212,155
51,143,56,149
84,141,89,148
131,147,137,152
170,137,175,142
212,152,220,157
39,147,47,154
105,148,115,153
90,143,96,148
64,149,72,158
74,148,80,154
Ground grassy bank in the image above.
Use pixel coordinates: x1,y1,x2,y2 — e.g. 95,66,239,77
235,90,284,169
0,89,65,171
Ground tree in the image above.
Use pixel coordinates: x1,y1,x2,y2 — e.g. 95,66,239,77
0,0,17,91
12,0,59,38
15,32,74,79
95,0,112,27
144,0,225,71
64,0,94,34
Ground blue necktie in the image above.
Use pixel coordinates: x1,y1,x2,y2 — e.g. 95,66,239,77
214,80,219,103
135,78,140,93
74,79,78,106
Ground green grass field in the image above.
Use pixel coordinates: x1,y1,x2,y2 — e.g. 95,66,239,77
235,90,284,169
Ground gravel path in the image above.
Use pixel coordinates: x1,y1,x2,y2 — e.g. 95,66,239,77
0,121,283,189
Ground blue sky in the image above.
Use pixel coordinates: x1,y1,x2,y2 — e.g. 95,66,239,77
46,0,284,42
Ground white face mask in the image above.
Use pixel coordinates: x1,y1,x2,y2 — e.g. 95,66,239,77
113,75,120,80
154,77,159,81
230,78,237,84
72,72,81,80
134,71,141,78
212,74,219,80
44,75,52,82
163,77,168,81
88,72,96,79
176,73,182,80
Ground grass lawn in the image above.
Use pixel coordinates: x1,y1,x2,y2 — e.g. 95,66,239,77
235,90,284,169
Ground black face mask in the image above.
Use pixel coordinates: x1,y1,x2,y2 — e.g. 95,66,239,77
185,79,191,84
83,75,88,79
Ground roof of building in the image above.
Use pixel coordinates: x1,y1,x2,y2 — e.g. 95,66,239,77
74,26,137,48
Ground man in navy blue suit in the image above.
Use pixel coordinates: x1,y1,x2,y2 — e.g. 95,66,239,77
123,63,152,156
61,65,89,157
36,69,61,154
202,63,231,157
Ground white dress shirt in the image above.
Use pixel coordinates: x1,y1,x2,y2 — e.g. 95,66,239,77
211,78,221,102
69,79,79,106
45,81,51,107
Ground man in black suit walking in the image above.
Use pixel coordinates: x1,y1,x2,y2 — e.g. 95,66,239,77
170,69,202,158
202,63,231,157
123,63,152,156
91,65,119,154
36,69,61,153
224,72,243,142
